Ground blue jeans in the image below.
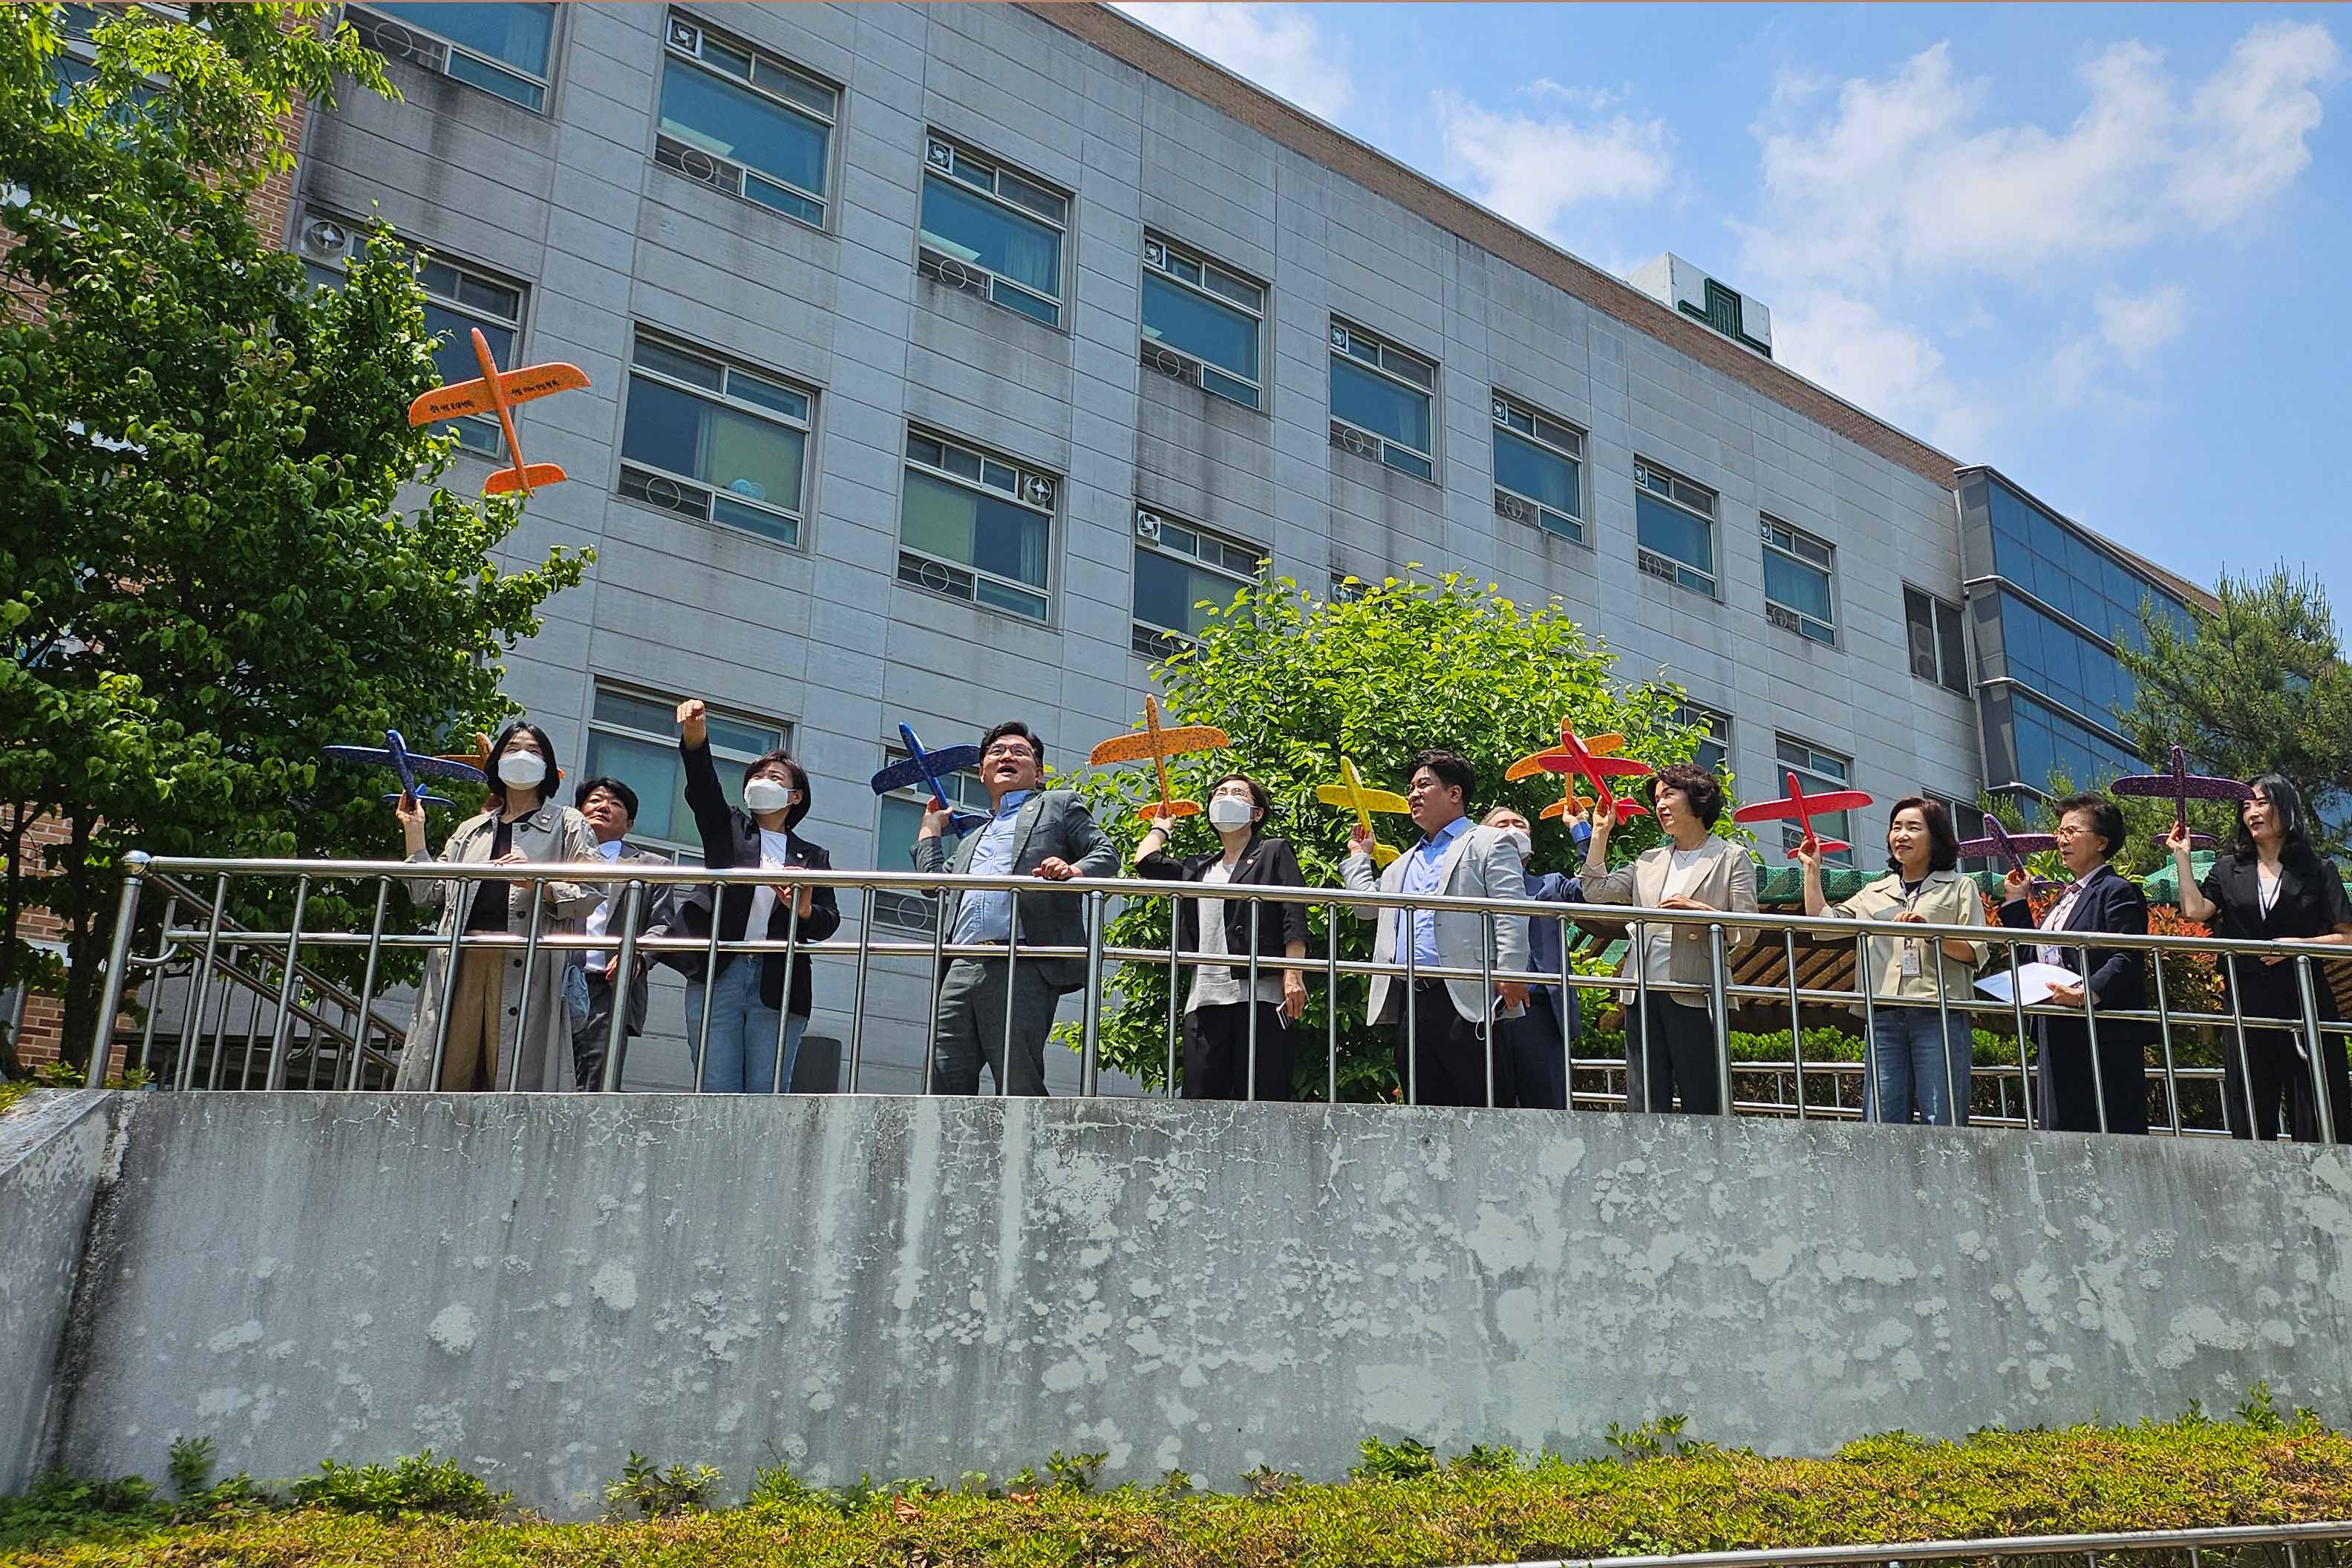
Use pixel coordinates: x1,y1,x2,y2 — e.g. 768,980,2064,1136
684,958,806,1094
1867,1005,1973,1126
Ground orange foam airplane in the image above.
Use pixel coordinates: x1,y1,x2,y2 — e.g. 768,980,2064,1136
406,327,590,497
1087,696,1229,825
1505,726,1655,826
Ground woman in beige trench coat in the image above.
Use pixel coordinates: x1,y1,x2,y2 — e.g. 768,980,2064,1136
393,722,600,1093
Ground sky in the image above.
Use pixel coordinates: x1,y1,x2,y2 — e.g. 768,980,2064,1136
1111,2,2350,612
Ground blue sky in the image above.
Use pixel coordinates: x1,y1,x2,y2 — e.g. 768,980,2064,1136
1115,4,2349,610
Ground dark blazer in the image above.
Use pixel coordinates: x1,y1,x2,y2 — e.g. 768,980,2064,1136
1999,861,2151,1133
912,788,1116,992
2199,852,2352,1021
1524,869,1587,1026
668,738,842,1018
1134,833,1310,978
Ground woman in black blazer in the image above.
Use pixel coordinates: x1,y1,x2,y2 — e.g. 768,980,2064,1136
1996,792,2152,1134
1134,772,1310,1101
2171,774,2352,1141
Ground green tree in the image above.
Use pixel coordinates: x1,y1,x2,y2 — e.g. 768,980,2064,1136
1,4,588,1066
1058,571,1716,1098
2117,567,2352,855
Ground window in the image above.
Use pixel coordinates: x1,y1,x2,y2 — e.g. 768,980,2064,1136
898,429,1055,621
917,134,1065,326
1670,699,1731,777
1492,394,1584,543
1131,506,1261,661
1327,319,1434,480
873,748,990,930
655,13,835,228
347,2,553,111
1996,589,2134,726
1140,235,1263,409
618,336,811,546
1903,586,1970,696
298,215,524,459
583,686,785,859
1633,458,1716,596
1981,477,2193,650
1328,572,1371,604
2008,690,2139,794
1760,517,1836,645
1774,734,1854,866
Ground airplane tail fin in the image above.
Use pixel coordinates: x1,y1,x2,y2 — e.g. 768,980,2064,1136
484,463,568,495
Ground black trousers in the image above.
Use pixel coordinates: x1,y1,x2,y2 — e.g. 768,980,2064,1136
2224,1023,2352,1142
1183,1001,1294,1101
1496,990,1570,1110
568,972,623,1092
2033,1021,2150,1134
1397,979,1512,1108
1626,995,1719,1114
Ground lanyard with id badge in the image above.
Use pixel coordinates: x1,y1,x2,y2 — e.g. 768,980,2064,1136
1895,880,1927,981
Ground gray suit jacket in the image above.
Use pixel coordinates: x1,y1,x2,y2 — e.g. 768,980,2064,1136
912,788,1116,992
581,844,672,1036
1342,823,1529,1026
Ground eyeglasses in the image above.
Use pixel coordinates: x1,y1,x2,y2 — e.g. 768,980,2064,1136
983,744,1036,762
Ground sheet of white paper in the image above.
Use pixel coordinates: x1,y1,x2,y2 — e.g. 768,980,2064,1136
1976,962,2083,1007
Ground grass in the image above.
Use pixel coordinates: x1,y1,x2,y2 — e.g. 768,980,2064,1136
6,1404,2352,1567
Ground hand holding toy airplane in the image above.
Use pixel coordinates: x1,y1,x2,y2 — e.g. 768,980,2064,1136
869,724,988,836
1504,726,1653,827
1316,756,1409,867
2109,743,2251,850
408,327,589,497
321,728,489,809
1087,696,1229,826
1733,770,1873,858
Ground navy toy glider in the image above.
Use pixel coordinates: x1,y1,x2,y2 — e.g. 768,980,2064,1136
321,729,489,808
869,723,987,834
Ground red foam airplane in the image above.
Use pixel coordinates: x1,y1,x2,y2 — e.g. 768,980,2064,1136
1505,727,1654,826
1733,770,1874,858
407,327,590,497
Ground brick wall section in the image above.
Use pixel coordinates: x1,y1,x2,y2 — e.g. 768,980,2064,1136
1023,1,1962,492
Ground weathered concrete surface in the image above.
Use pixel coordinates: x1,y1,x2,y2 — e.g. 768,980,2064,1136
0,1090,115,1493
39,1093,2352,1516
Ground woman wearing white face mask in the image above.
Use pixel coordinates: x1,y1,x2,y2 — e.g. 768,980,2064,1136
670,699,841,1094
1135,773,1310,1100
394,721,601,1092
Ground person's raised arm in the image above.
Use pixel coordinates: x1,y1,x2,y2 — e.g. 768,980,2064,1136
674,699,736,866
2166,823,2217,924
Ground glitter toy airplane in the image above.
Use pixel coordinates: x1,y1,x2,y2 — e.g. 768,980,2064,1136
869,723,989,836
1087,696,1229,826
2109,743,2252,850
321,728,488,809
1954,817,2062,888
407,327,590,497
1504,727,1654,827
1317,756,1409,868
1734,771,1874,858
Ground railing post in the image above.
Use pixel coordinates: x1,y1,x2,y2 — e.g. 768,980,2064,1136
1480,907,1497,1110
1932,925,1960,1127
1630,918,1650,1113
2081,963,2111,1136
1323,897,1339,1104
1402,901,1419,1106
1857,931,1878,1122
692,877,722,1095
600,880,646,1094
135,897,177,1078
504,878,548,1094
1245,901,1261,1102
770,891,803,1095
2296,955,2337,1146
1000,897,1020,1097
1166,895,1181,1099
262,875,311,1091
1783,928,1806,1121
179,873,232,1091
346,878,393,1091
2005,935,2035,1131
1079,889,1105,1098
921,887,947,1097
85,851,151,1087
2226,956,2261,1138
1708,921,1732,1115
2150,939,2181,1136
423,878,468,1094
847,892,874,1094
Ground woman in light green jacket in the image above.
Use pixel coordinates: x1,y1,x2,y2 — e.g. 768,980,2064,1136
1800,797,1988,1126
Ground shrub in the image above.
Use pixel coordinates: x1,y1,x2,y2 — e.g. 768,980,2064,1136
602,1452,722,1520
287,1452,506,1521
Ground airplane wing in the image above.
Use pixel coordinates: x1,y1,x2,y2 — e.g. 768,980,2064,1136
2105,775,2169,796
1087,724,1232,764
1731,799,1804,823
408,378,492,425
496,362,589,403
321,745,396,766
1790,789,1872,814
1568,732,1626,754
869,745,984,794
1316,782,1411,814
1543,754,1650,779
407,755,488,785
1503,751,1566,783
1956,834,2058,857
2174,777,2253,800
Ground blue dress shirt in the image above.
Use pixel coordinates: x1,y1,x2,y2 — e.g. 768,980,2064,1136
951,791,1032,946
1396,817,1468,966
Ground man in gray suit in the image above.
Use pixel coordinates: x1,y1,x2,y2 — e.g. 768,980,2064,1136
566,776,670,1091
1342,748,1529,1107
915,720,1116,1095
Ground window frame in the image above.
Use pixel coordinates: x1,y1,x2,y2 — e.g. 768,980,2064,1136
1632,457,1719,598
1138,233,1266,411
895,426,1059,624
1327,318,1437,481
1903,584,1970,696
654,10,837,230
872,745,990,930
616,332,815,548
1670,698,1731,778
1491,392,1586,545
1130,505,1264,662
583,682,788,861
916,132,1068,327
1760,514,1837,647
1774,732,1855,866
344,2,555,113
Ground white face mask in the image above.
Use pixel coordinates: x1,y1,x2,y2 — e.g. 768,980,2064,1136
1206,795,1255,830
1500,828,1532,861
494,752,546,789
742,777,795,815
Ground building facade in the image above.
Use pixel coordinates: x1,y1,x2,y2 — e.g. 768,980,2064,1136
282,1,2196,1088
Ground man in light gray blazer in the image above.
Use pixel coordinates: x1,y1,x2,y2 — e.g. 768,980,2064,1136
915,719,1117,1095
1342,748,1529,1107
566,776,672,1091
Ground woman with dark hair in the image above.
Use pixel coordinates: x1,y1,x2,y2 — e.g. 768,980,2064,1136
394,720,600,1092
1996,791,2152,1134
1799,797,1988,1126
1581,762,1759,1115
2172,774,2352,1140
1135,771,1310,1100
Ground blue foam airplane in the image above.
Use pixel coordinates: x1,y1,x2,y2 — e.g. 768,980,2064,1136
869,723,987,834
321,729,489,808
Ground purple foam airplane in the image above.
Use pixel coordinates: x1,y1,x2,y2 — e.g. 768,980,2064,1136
2108,743,2252,850
1954,817,2061,888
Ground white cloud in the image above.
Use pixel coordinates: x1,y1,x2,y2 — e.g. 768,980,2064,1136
1434,88,1674,239
1525,79,1630,114
2093,282,2189,364
2173,22,2343,226
1770,290,1997,451
1110,3,1353,122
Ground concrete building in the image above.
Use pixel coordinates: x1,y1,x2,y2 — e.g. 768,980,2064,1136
288,1,2202,1088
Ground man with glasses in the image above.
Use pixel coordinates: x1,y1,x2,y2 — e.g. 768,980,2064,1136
915,720,1117,1094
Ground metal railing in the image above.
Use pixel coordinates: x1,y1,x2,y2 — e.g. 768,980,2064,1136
1470,1520,2352,1568
84,852,2352,1145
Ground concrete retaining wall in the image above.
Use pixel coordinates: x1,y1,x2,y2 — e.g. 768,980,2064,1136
0,1091,115,1493
21,1092,2352,1516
